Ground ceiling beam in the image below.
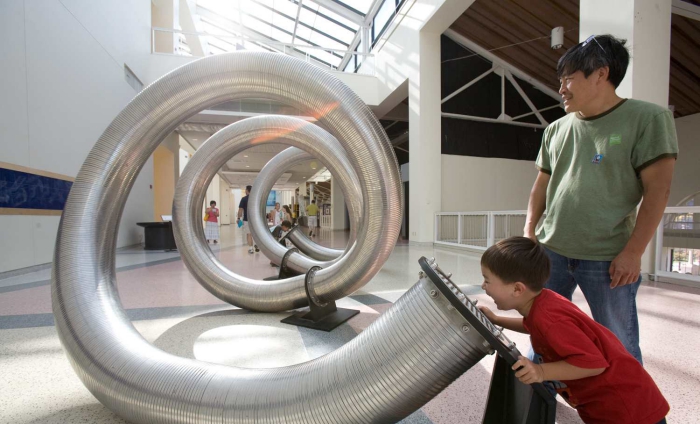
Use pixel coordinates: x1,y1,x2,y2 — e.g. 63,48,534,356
292,0,303,44
505,70,548,126
444,28,562,104
673,0,700,21
309,0,364,25
442,112,546,129
442,67,493,104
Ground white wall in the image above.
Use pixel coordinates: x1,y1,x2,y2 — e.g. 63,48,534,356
670,113,700,206
0,0,154,273
219,184,231,225
441,155,538,212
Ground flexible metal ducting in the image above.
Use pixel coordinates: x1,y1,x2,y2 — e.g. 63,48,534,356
248,146,350,262
51,52,488,424
173,117,365,310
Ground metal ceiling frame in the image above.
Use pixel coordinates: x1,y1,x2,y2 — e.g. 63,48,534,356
196,9,334,67
673,0,700,21
442,28,563,129
191,0,387,70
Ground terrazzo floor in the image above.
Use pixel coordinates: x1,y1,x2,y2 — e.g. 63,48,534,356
1,225,698,424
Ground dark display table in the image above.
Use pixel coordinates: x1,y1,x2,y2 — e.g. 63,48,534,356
136,222,177,251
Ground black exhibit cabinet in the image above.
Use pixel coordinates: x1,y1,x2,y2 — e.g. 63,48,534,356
136,222,177,251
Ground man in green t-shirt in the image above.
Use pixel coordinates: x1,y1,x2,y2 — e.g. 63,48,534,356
524,35,678,364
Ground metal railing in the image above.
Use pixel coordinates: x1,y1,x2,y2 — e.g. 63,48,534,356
655,206,700,284
151,27,373,74
434,211,527,251
435,207,700,286
320,214,331,228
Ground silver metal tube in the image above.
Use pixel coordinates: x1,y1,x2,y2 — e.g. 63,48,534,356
174,118,366,306
249,147,351,262
287,226,344,261
50,52,472,424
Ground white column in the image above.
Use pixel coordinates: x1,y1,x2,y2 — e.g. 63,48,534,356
330,177,348,230
580,0,672,275
408,31,442,243
219,185,231,225
405,0,474,243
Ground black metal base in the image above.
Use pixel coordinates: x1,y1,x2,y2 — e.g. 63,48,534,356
263,248,302,281
280,264,359,332
483,355,556,424
281,307,359,332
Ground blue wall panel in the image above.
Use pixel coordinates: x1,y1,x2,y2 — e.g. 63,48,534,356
0,168,73,211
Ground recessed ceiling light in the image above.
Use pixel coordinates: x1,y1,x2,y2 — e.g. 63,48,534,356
312,167,316,170
244,155,248,158
246,166,250,168
303,177,306,179
193,138,198,141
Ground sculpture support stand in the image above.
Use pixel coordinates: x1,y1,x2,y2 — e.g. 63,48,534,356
281,266,359,332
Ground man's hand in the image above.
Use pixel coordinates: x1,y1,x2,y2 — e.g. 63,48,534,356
523,227,537,242
512,356,545,384
609,249,641,288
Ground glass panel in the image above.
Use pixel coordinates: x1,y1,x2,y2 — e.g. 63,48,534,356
304,1,360,30
297,8,354,45
334,0,374,14
372,0,394,42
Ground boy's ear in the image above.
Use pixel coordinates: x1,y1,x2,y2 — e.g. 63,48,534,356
512,281,528,297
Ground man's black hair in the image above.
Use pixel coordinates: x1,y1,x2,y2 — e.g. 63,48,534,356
557,34,630,88
311,199,316,203
245,185,252,192
210,200,216,205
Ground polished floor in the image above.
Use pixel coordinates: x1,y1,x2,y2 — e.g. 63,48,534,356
1,225,698,424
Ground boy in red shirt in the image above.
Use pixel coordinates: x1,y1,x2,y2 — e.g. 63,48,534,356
478,237,668,424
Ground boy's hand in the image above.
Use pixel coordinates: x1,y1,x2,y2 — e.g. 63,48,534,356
512,356,545,384
478,306,498,324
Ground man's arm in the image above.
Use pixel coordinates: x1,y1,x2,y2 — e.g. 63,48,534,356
237,207,243,220
512,356,605,384
524,171,550,240
610,157,675,288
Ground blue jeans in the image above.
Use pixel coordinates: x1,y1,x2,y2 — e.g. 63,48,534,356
543,247,643,364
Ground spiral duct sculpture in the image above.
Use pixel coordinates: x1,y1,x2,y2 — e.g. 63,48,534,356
249,146,348,262
51,52,491,424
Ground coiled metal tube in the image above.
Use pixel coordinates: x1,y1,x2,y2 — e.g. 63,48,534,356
248,147,351,262
173,117,365,308
50,52,489,424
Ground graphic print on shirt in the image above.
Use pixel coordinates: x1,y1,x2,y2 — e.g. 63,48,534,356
609,133,622,146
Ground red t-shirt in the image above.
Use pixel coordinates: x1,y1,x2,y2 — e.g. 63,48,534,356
523,289,668,424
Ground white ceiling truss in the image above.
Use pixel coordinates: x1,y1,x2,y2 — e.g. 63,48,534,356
443,29,564,130
672,0,700,22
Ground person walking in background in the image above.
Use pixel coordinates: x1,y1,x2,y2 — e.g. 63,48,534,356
237,185,259,254
204,200,220,244
306,199,319,237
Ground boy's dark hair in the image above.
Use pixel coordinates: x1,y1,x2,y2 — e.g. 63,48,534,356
281,220,292,229
481,237,550,291
557,34,630,88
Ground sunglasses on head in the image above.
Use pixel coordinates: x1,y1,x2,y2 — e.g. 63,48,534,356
582,35,606,53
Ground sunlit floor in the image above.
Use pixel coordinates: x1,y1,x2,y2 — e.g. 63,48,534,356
1,224,698,423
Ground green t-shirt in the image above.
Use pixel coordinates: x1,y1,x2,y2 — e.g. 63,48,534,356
535,99,678,260
306,203,319,216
